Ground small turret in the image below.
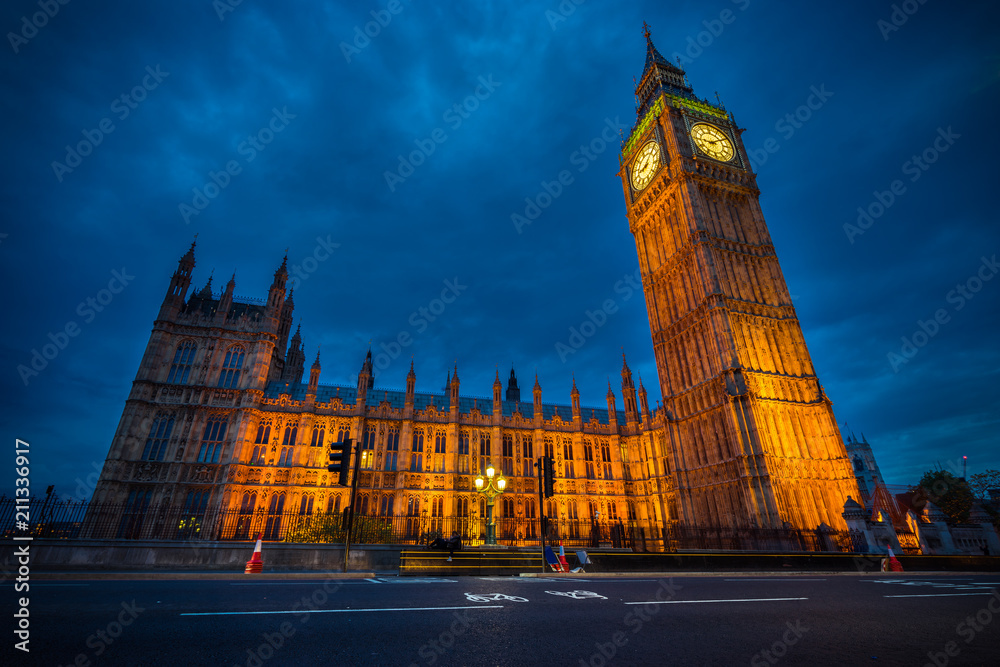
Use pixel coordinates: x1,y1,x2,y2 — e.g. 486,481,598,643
308,348,321,394
158,240,196,320
282,324,305,384
621,353,639,424
405,359,416,406
505,366,521,403
571,375,581,420
357,348,373,404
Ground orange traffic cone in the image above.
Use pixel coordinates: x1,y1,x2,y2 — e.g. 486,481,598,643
244,533,263,574
886,546,904,572
558,541,570,572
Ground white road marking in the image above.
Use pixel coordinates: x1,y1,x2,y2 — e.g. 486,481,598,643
723,578,827,582
465,592,528,602
884,592,999,598
180,604,503,617
545,590,607,600
625,597,807,605
366,578,382,583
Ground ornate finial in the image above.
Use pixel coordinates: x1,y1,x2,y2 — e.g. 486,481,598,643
642,20,651,41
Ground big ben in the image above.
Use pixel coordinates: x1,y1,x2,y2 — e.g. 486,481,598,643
620,27,859,531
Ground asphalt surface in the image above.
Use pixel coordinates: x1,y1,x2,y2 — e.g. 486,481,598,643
6,574,1000,666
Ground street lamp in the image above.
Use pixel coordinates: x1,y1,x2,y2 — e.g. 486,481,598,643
474,463,507,546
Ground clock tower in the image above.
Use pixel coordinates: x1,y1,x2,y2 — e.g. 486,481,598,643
620,27,858,530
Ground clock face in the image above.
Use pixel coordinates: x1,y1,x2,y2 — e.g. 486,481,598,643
690,123,735,162
630,141,661,191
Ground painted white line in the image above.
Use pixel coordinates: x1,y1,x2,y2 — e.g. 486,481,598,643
366,578,382,583
625,597,807,605
723,578,826,582
180,604,503,617
884,593,999,599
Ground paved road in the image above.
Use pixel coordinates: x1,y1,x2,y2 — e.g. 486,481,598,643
6,574,1000,666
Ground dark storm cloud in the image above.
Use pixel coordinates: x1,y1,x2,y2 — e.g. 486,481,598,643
1,0,998,498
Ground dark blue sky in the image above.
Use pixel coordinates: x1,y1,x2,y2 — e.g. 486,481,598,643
2,0,998,500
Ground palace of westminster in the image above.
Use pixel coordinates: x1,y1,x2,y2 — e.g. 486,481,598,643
90,31,862,540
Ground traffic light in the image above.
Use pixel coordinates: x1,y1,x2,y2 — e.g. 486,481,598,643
328,438,353,486
542,455,555,498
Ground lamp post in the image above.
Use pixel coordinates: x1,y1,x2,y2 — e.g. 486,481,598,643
474,462,507,546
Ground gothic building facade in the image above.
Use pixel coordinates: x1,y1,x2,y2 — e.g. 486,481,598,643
89,242,666,541
89,30,859,541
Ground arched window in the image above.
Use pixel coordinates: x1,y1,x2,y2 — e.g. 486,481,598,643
358,494,370,516
385,427,399,471
198,416,228,463
142,414,174,461
502,497,514,517
584,441,596,479
167,341,197,384
179,489,210,539
235,491,256,539
282,425,298,446
255,421,271,445
264,493,285,540
410,430,424,471
240,492,257,514
299,494,314,515
310,426,325,447
249,445,266,466
277,447,293,467
337,425,350,443
380,495,394,516
217,346,246,389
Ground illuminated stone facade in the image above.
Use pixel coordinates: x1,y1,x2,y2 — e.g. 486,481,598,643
90,242,661,538
617,30,859,530
91,32,858,539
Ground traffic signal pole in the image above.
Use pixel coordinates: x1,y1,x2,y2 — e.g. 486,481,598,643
342,443,362,573
536,456,546,573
